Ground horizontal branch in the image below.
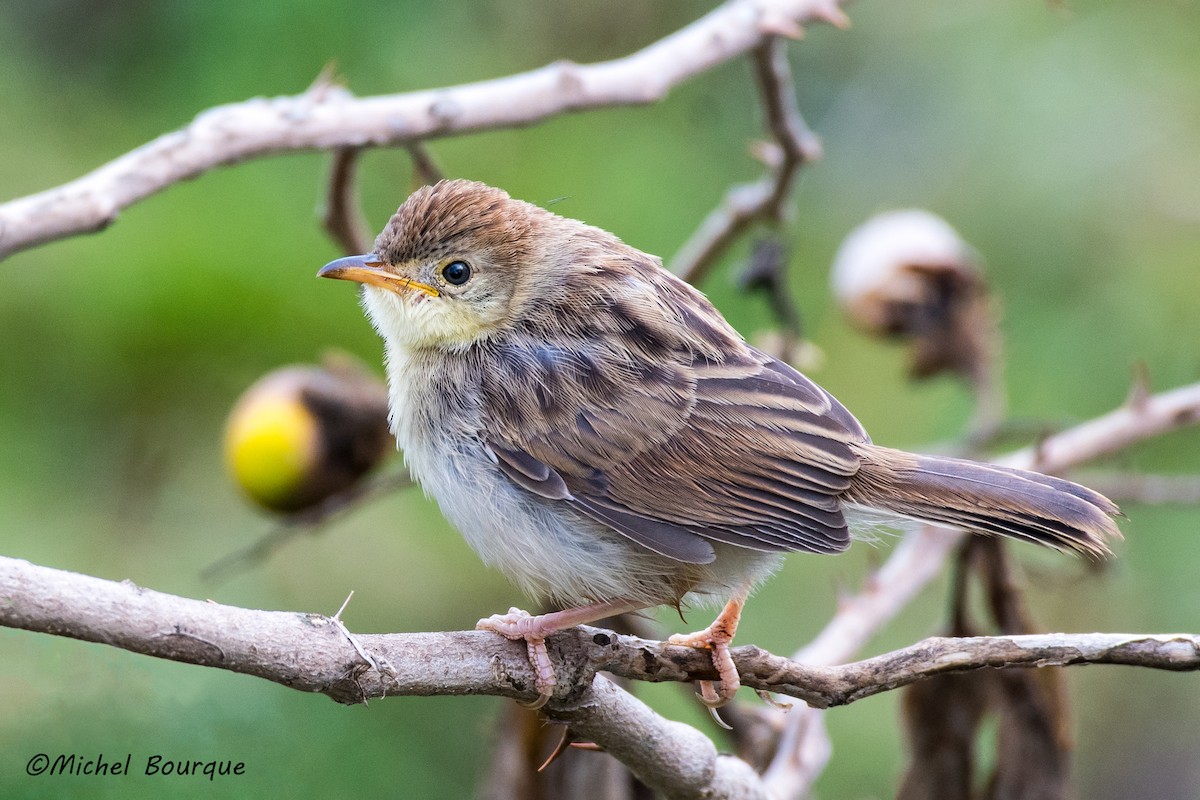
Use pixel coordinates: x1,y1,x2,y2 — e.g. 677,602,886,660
0,555,769,797
0,0,849,261
1003,380,1200,473
3,555,1197,712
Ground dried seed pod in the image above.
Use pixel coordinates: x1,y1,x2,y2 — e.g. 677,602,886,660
831,209,997,386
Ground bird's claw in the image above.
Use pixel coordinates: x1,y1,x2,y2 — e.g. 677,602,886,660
477,607,556,708
668,631,741,708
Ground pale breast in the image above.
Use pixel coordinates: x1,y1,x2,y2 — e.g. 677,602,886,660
385,344,678,605
383,343,785,608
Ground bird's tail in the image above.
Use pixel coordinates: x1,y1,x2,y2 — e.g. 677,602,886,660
844,443,1121,557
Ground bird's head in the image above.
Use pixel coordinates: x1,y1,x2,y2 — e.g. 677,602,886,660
319,180,573,351
321,179,739,363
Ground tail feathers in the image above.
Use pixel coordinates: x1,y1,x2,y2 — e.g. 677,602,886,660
846,444,1121,558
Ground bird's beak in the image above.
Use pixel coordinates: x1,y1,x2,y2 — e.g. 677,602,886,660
318,255,440,297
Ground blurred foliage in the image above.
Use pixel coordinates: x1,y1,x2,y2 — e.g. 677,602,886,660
1,0,1199,798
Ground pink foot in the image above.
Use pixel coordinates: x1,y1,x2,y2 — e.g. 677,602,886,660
667,595,746,708
475,600,647,710
477,608,556,709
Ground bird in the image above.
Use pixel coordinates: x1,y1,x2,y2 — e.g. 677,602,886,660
318,179,1120,709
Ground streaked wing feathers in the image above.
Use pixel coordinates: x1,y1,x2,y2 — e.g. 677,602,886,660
483,339,869,560
488,441,572,500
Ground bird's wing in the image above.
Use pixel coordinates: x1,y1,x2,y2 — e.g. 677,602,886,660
480,334,869,562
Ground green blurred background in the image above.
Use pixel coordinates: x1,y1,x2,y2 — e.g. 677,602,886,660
2,1,1198,797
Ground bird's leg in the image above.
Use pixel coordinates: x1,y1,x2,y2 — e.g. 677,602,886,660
476,599,642,709
667,591,748,708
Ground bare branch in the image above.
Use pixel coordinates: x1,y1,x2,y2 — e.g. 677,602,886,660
585,627,1200,707
764,379,1200,797
797,379,1200,668
0,556,771,798
670,36,823,283
555,676,770,800
1073,472,1200,505
1012,382,1200,473
3,552,1196,799
0,0,851,261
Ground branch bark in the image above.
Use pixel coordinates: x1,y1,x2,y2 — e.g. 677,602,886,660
0,0,850,261
0,557,770,798
8,552,1197,708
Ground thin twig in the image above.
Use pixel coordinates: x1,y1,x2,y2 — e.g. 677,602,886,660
407,142,445,187
321,142,444,257
320,147,371,255
739,237,808,364
670,37,824,283
200,470,413,585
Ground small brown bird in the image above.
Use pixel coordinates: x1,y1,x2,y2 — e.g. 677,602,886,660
319,180,1120,708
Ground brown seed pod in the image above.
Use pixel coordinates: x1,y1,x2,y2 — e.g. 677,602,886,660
831,209,997,385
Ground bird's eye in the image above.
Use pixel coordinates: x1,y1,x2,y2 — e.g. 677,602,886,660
441,260,471,286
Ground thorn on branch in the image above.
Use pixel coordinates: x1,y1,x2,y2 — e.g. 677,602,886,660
758,15,807,39
308,61,347,99
811,1,852,30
